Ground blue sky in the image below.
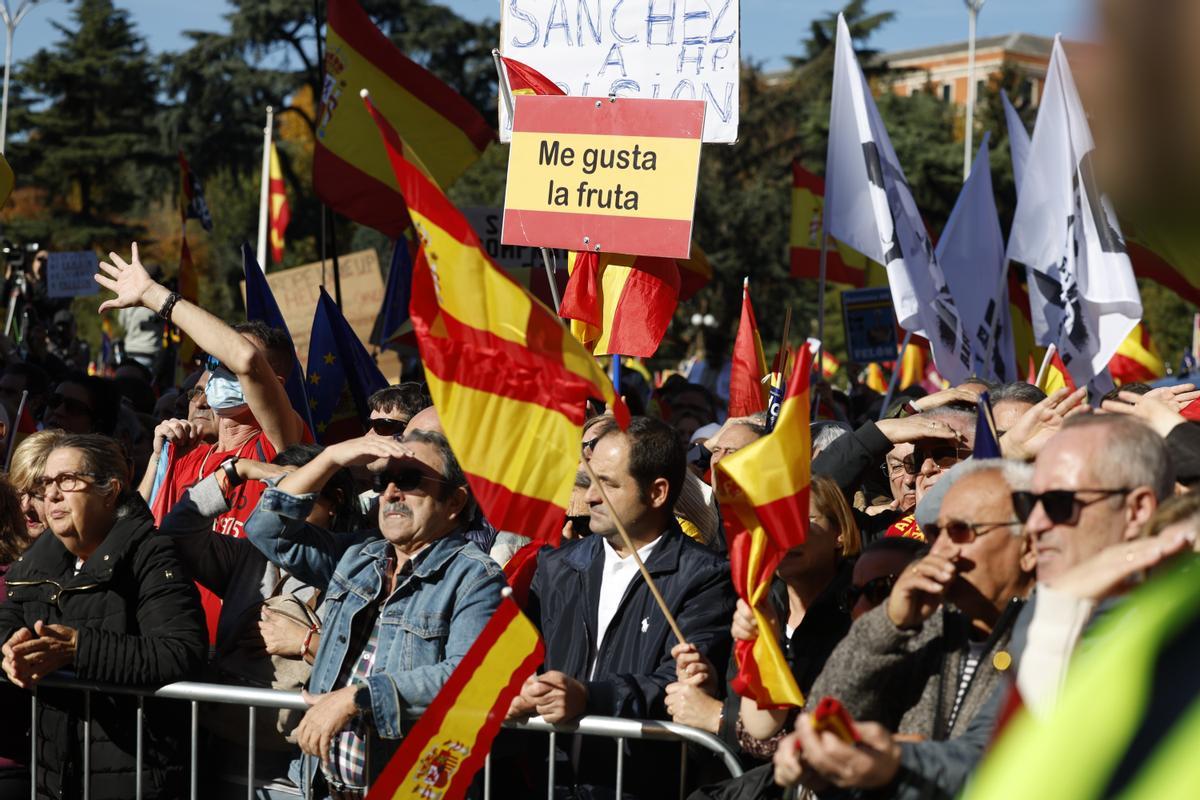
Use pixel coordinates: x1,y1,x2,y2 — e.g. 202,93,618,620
13,0,1094,67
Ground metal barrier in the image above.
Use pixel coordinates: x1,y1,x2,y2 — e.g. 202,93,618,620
15,676,744,800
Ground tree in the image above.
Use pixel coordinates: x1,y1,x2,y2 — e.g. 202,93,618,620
13,0,164,248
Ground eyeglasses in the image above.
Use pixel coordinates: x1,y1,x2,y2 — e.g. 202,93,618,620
46,393,93,417
901,445,971,476
33,471,98,497
185,386,207,403
1011,489,1132,526
368,417,407,437
838,574,898,614
926,518,1018,544
372,467,450,495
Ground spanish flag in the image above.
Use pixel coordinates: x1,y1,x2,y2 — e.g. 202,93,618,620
864,362,888,394
363,91,628,541
1038,348,1077,394
315,0,493,237
1109,322,1165,386
366,592,544,800
1008,268,1038,381
500,54,562,98
898,341,927,391
728,277,769,418
268,142,290,264
1123,214,1200,309
559,250,680,358
714,344,813,708
789,162,884,287
820,349,840,380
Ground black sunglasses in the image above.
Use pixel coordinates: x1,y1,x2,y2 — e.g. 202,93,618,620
901,445,971,476
46,393,93,417
925,519,1017,544
838,574,898,614
1011,489,1131,525
368,417,407,437
373,467,449,495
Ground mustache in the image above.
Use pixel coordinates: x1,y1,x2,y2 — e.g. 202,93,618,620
381,501,413,518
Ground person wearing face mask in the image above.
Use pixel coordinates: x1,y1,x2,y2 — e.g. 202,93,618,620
97,244,308,640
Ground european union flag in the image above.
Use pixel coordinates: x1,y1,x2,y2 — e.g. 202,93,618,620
306,287,389,443
242,244,314,435
371,238,412,350
974,390,1003,459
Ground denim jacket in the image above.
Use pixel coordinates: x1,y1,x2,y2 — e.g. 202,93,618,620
243,486,506,795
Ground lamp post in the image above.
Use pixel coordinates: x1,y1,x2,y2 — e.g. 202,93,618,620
962,0,986,181
0,0,45,153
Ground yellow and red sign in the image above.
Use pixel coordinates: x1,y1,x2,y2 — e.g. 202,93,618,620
502,95,704,260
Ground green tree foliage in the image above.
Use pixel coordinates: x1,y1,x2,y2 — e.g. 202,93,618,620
12,0,163,248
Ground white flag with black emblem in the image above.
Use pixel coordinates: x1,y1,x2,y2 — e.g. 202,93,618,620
938,133,1016,381
1006,36,1141,386
824,14,972,385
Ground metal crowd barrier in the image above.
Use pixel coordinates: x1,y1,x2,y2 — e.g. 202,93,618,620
16,676,744,800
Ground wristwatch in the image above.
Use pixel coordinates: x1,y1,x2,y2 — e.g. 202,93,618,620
220,456,243,487
353,684,372,717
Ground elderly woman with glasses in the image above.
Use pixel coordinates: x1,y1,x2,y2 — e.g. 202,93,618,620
0,434,207,799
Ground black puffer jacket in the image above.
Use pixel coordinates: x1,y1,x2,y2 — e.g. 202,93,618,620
0,502,207,800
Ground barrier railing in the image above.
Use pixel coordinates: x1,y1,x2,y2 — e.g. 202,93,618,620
14,675,744,800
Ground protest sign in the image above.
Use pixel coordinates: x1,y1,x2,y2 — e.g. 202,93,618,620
502,94,704,259
463,207,566,270
240,249,400,380
46,251,99,298
841,287,900,363
498,0,739,143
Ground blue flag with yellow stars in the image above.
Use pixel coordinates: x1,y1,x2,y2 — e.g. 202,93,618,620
242,243,314,435
306,287,389,444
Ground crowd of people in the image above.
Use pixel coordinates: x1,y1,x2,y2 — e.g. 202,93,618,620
0,240,1194,800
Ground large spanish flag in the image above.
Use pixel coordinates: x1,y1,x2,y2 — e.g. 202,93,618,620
1123,214,1200,308
364,92,627,540
366,593,544,800
714,344,813,708
315,0,493,237
789,162,885,287
559,250,680,357
1109,322,1165,386
728,277,769,417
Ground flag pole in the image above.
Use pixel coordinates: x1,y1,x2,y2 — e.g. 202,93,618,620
491,48,563,313
879,330,913,421
4,388,26,469
1035,343,1057,387
255,105,274,272
580,456,688,646
815,232,829,383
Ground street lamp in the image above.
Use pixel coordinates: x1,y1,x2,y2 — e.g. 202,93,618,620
0,0,47,153
962,0,986,181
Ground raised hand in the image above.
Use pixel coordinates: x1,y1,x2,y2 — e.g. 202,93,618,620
1000,387,1089,461
96,243,158,313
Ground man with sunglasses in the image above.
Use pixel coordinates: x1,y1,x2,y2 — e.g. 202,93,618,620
243,430,504,798
365,384,430,439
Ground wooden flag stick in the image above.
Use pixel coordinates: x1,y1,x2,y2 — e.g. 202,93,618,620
1035,343,1057,387
580,455,688,646
775,306,793,376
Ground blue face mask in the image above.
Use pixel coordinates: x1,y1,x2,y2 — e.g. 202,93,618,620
204,368,247,415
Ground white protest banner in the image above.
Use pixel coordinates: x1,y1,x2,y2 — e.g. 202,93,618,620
498,0,739,143
46,251,100,298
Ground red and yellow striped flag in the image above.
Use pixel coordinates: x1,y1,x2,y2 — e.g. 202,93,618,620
363,91,628,540
728,278,769,418
898,340,927,391
500,55,562,97
677,241,712,300
366,593,544,800
715,345,813,708
268,142,290,264
790,162,885,287
314,0,493,237
559,250,680,357
1109,322,1165,386
1038,349,1077,395
864,362,888,394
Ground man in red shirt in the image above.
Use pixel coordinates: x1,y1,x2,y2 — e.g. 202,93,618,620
98,244,308,637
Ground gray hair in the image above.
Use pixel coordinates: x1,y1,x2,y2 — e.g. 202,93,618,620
990,382,1047,406
401,428,477,521
1062,415,1175,501
922,458,1033,537
921,405,978,432
812,421,852,454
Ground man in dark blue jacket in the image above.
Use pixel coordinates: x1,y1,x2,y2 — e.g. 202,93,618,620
510,415,736,797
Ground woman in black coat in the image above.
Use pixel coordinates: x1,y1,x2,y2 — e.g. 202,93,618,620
0,434,207,799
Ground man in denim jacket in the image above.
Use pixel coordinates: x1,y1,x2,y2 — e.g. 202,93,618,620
243,430,505,799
